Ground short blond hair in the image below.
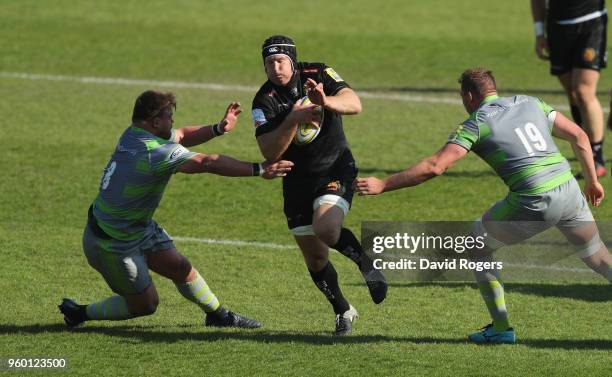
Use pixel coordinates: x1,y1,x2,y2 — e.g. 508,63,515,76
458,68,497,97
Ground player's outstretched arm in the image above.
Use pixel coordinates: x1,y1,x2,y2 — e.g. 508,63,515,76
174,102,242,147
178,153,293,179
356,143,467,195
256,101,319,161
552,112,604,205
305,79,362,115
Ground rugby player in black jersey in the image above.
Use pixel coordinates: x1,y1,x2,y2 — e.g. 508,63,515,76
251,35,387,335
531,0,608,177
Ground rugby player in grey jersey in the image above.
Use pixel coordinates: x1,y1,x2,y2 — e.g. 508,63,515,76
357,68,612,344
59,90,293,329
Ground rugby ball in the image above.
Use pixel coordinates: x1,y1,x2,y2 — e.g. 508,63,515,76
293,97,323,145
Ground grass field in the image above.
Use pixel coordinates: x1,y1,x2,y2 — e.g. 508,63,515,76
1,1,611,376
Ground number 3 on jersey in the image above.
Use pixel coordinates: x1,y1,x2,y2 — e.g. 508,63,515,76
101,161,117,190
514,123,547,156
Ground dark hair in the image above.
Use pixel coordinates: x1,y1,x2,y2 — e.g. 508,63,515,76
131,90,176,123
458,68,497,97
262,35,297,66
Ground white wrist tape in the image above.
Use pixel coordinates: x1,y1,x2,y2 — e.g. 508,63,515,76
534,21,545,37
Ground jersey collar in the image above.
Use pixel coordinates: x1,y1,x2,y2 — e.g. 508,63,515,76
481,94,499,104
130,124,148,133
129,124,170,142
469,94,499,118
269,71,301,100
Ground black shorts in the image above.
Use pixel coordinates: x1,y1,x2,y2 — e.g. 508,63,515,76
282,153,357,231
548,14,608,75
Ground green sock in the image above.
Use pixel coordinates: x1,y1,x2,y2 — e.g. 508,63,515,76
175,271,221,313
477,279,510,331
86,296,131,320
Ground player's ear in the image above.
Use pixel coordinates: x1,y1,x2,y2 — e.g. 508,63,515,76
465,90,473,103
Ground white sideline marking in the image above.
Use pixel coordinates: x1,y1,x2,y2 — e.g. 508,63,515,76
1,71,596,111
0,71,462,104
174,236,594,273
0,71,259,92
173,236,294,250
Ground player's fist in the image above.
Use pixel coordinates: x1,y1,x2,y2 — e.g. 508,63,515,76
355,177,385,196
261,160,294,179
290,99,319,124
584,180,605,206
535,36,549,60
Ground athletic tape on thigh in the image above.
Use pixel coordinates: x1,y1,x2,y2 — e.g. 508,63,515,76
474,218,505,251
313,194,349,216
291,225,315,236
575,233,603,259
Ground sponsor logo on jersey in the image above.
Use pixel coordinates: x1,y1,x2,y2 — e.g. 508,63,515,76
116,144,138,156
583,48,597,63
170,145,188,160
485,98,527,118
325,67,344,82
252,108,267,127
302,68,319,73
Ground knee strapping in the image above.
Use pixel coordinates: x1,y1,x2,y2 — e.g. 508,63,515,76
474,218,505,251
575,233,603,258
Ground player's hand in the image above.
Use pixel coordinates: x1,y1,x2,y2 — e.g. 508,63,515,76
219,102,242,133
535,36,549,60
261,160,294,179
584,180,605,206
290,99,319,125
305,78,327,107
355,177,385,196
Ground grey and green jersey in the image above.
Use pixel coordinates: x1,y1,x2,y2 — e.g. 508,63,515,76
92,126,197,241
447,95,572,194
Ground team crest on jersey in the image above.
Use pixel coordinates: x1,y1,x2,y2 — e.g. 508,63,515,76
325,68,344,82
252,108,267,127
325,180,341,191
583,48,597,63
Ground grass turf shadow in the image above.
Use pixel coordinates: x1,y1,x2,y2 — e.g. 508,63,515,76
0,324,465,345
1,324,611,350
